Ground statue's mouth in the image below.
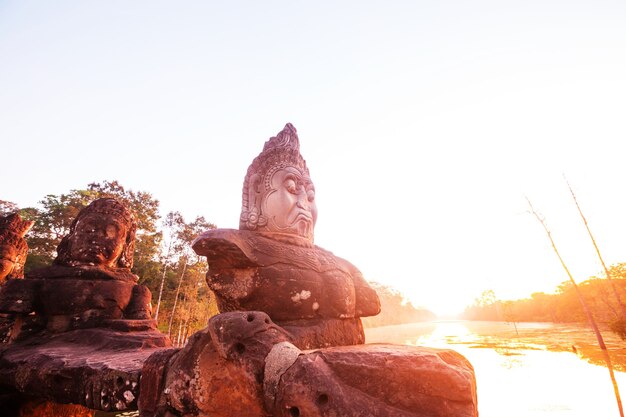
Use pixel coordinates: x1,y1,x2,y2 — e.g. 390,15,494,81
294,212,313,222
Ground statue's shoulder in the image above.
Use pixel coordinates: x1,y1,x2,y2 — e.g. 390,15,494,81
193,229,330,269
312,244,362,275
192,229,261,268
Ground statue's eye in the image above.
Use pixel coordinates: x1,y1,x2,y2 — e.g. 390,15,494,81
285,178,297,194
307,189,315,202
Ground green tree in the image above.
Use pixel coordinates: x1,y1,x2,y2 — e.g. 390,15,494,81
166,215,216,336
153,211,185,322
0,200,19,216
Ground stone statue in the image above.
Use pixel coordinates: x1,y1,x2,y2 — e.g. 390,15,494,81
0,213,34,348
0,198,155,334
0,212,33,284
193,123,380,348
0,198,170,413
0,128,477,417
142,124,477,417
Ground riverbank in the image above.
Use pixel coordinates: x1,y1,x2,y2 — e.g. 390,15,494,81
365,320,626,371
366,320,626,417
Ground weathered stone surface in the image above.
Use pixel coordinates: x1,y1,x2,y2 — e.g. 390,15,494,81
126,285,153,319
193,229,380,322
0,277,37,313
0,276,152,333
18,399,94,417
262,341,300,412
0,197,172,416
146,311,291,417
277,317,364,349
141,311,479,417
192,124,380,327
137,348,179,416
28,264,140,283
0,200,153,336
0,328,170,412
270,344,478,417
0,212,33,284
54,198,136,269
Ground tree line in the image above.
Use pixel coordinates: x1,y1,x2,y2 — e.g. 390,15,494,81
462,263,626,338
1,180,426,341
361,282,435,328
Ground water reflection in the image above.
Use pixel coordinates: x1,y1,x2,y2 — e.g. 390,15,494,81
365,321,626,417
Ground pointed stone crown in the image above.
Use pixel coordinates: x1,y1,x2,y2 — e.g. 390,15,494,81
0,213,34,279
0,213,34,238
240,123,310,231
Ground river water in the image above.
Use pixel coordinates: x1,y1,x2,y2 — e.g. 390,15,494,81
365,320,626,417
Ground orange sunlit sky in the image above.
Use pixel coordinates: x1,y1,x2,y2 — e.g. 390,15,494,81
2,1,626,316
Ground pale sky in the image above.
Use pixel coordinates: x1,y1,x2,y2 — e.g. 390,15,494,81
2,1,626,316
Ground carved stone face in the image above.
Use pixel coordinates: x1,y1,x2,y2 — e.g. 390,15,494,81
0,244,18,282
67,212,128,267
260,166,317,241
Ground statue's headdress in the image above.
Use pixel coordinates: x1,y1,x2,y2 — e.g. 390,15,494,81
55,198,137,268
240,123,310,230
0,213,34,279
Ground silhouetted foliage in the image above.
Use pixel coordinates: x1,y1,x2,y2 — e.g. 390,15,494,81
0,200,19,216
362,282,435,328
462,263,626,336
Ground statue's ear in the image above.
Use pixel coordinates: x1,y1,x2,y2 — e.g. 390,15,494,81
248,173,262,211
118,221,136,269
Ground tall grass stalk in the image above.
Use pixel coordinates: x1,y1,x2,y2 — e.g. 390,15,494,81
527,197,624,417
565,176,626,320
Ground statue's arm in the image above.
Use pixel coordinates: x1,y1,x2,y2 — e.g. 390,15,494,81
346,264,381,317
192,229,257,269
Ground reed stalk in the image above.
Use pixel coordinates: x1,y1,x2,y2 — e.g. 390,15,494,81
564,176,626,320
527,197,624,417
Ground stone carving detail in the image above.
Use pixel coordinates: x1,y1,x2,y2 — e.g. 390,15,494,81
0,127,477,417
141,311,478,417
0,198,152,334
0,213,34,284
193,230,380,325
240,123,316,242
0,198,170,414
271,344,478,417
152,124,477,417
194,124,381,348
55,197,137,269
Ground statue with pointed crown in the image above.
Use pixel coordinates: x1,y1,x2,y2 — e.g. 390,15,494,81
193,123,380,347
146,125,477,417
0,212,34,285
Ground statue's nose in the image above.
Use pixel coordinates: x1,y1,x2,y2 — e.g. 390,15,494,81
296,192,309,210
